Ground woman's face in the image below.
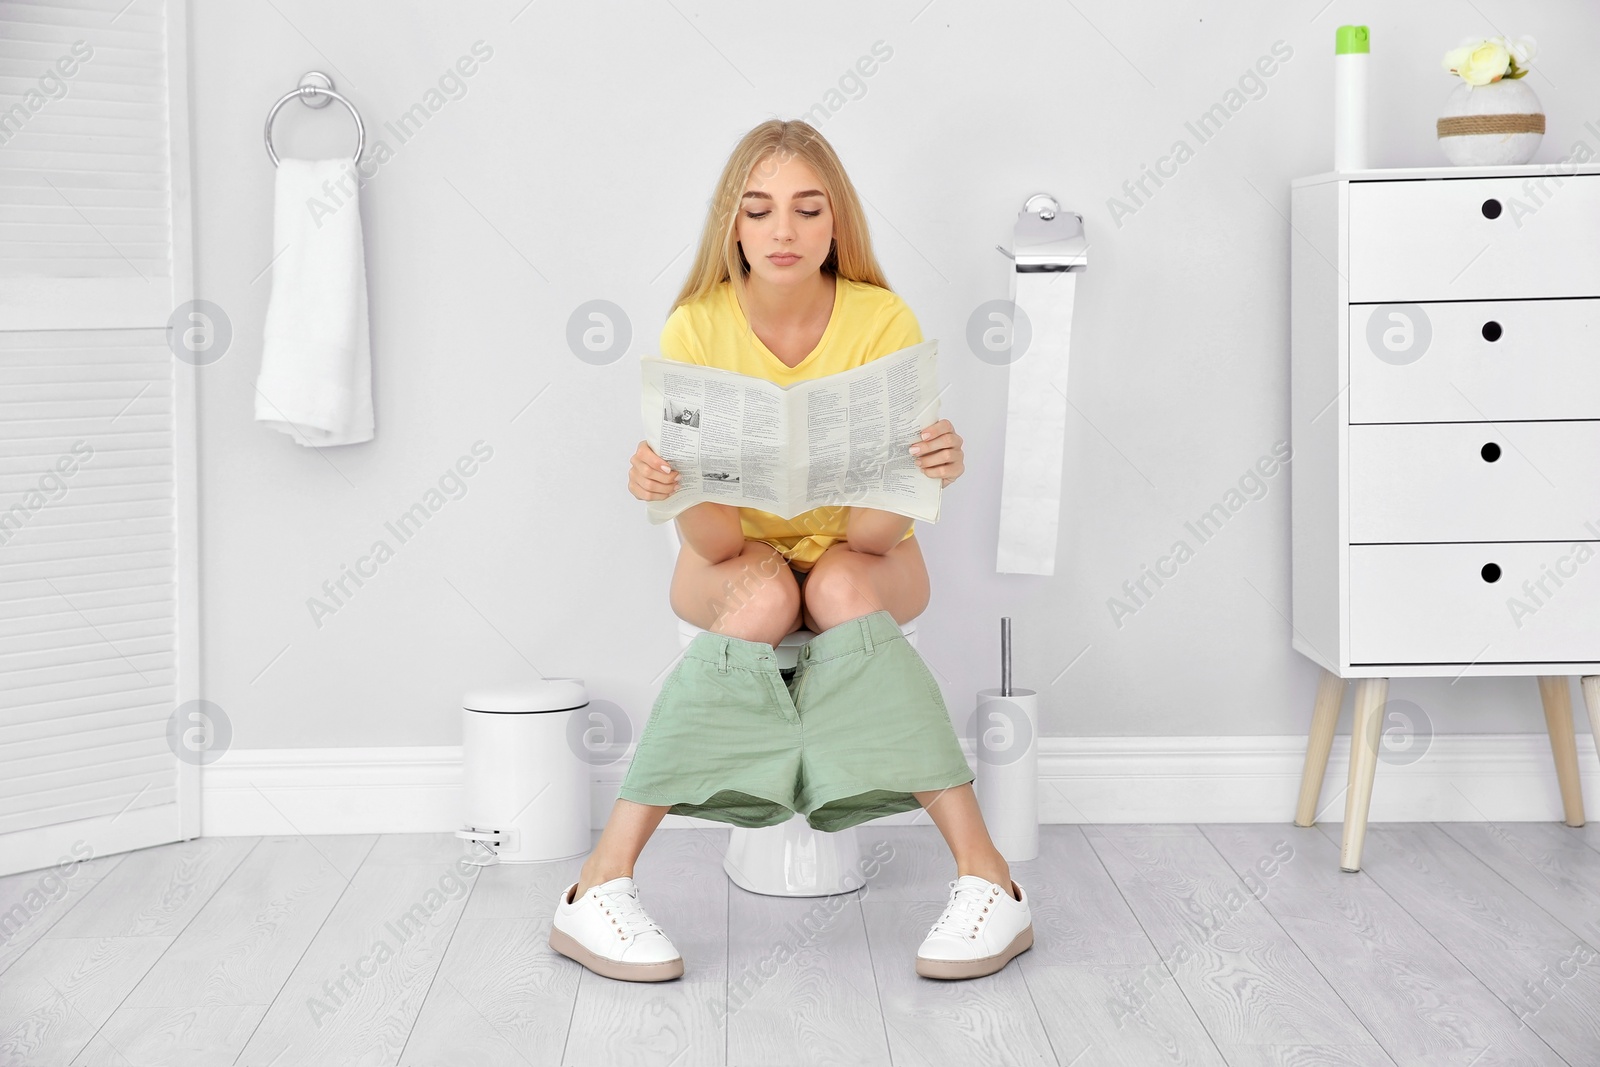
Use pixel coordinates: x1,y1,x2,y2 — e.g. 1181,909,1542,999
736,153,833,286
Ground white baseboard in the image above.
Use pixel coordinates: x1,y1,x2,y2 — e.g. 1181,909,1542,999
198,734,1600,837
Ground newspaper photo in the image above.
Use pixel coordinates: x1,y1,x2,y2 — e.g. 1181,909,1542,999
639,338,943,526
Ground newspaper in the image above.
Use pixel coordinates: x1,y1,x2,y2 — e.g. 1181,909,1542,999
639,338,942,526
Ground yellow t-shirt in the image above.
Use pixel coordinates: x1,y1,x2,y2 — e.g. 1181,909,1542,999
659,274,923,572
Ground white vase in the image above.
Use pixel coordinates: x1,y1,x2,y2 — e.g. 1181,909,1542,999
1436,77,1544,165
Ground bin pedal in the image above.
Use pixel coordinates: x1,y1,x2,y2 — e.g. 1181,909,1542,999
455,826,516,865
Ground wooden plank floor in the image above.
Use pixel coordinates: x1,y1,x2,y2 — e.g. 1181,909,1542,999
2,819,1598,1066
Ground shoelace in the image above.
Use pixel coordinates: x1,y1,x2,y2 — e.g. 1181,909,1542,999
929,879,1002,940
593,885,669,943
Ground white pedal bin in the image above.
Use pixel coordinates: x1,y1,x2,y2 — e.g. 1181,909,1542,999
458,678,590,864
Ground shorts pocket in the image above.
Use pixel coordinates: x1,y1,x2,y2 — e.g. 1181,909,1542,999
631,655,693,762
898,640,948,711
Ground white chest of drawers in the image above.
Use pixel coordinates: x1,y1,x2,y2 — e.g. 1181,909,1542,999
1288,164,1600,870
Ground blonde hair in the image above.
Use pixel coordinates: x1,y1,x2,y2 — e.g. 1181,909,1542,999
670,119,895,323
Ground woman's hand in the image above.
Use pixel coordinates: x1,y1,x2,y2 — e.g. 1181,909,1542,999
910,419,964,488
629,440,680,501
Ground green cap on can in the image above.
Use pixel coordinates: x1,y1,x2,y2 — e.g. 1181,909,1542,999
1336,25,1369,54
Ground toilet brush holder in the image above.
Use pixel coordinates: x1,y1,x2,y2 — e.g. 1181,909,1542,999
973,687,1039,862
972,617,1039,861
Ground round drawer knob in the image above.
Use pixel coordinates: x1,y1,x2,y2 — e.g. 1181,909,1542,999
1482,321,1502,342
1481,442,1501,462
1481,198,1503,219
1481,563,1502,583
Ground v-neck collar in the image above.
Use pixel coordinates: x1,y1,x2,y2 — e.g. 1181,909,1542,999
728,274,844,376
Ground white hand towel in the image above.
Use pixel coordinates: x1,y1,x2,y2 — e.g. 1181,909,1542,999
255,157,374,446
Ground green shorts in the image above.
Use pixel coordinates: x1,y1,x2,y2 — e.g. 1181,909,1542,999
617,609,975,833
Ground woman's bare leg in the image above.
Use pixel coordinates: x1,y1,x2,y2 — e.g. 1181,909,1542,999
670,504,805,645
913,784,1016,897
571,505,807,901
569,799,671,902
797,535,930,633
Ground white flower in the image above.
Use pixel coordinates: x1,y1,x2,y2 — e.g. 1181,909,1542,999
1442,34,1537,88
1442,38,1511,86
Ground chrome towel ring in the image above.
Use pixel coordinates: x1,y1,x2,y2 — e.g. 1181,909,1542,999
263,71,364,167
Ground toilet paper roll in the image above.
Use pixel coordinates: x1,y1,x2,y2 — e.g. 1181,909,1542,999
971,687,1039,862
996,268,1078,575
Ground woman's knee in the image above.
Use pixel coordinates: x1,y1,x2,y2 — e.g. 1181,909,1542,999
671,541,800,644
803,540,929,630
800,555,879,628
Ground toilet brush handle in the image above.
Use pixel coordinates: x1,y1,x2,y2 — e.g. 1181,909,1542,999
1001,617,1011,697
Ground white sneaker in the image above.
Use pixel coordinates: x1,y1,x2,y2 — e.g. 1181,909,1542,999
915,875,1034,979
549,875,684,982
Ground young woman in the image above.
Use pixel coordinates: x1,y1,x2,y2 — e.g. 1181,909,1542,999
550,120,1033,984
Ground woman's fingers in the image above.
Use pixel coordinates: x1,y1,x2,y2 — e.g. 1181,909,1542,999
630,442,681,500
910,420,963,486
913,439,958,462
633,441,677,479
911,424,960,458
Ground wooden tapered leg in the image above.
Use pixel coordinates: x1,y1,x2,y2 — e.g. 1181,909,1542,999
1295,669,1347,827
1340,676,1387,872
1583,677,1600,767
1537,676,1586,828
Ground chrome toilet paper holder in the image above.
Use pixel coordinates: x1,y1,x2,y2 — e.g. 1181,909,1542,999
998,193,1089,271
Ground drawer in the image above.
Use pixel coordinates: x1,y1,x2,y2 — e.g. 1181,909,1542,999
1350,542,1600,664
1349,299,1600,422
1349,422,1600,543
1348,176,1600,302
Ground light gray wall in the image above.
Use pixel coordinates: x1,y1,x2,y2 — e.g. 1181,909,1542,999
190,1,1596,751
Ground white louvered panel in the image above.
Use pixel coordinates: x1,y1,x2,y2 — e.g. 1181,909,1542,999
0,586,175,631
0,608,176,662
0,0,175,329
6,538,173,570
0,744,175,801
0,450,175,480
1,614,172,659
0,388,172,424
0,513,171,546
0,781,177,833
1,732,172,792
1,646,175,696
0,328,177,838
4,686,173,730
0,698,171,743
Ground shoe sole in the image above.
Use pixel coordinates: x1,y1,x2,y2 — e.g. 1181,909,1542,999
915,923,1033,980
549,926,684,982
